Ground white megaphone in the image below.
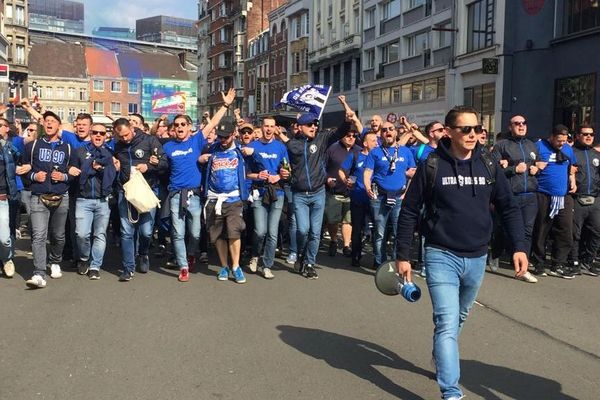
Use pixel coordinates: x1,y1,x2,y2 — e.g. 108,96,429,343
374,261,421,302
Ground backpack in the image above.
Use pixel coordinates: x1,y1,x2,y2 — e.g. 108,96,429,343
423,149,497,222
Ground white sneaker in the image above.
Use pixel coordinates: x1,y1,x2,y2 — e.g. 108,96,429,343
248,257,259,273
49,264,62,279
262,267,274,279
26,275,47,289
517,271,538,283
3,259,15,278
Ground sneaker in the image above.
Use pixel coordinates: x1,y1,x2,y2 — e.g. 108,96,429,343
26,274,47,289
286,252,297,264
165,257,178,269
217,266,229,281
119,270,133,282
262,267,274,279
487,257,499,272
49,264,62,279
342,246,351,257
293,260,305,274
248,257,259,273
571,261,582,276
328,241,337,257
3,259,15,278
77,260,89,275
447,396,465,400
232,267,246,284
88,269,100,280
581,261,599,277
178,267,190,282
303,264,318,279
550,265,574,279
199,252,208,264
351,258,361,268
532,265,547,277
138,255,150,273
187,255,196,272
15,229,21,240
419,267,427,278
516,271,538,283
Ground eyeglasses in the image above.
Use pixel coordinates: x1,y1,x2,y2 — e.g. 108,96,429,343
512,120,527,126
174,122,188,128
430,127,445,134
449,125,485,134
27,128,37,132
581,133,595,137
381,127,395,133
0,124,9,128
91,130,107,136
345,133,357,138
241,131,253,135
303,122,319,128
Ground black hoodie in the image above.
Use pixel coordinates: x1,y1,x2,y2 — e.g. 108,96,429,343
113,130,167,189
396,137,526,260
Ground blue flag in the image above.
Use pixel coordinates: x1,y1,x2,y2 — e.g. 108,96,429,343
274,84,332,120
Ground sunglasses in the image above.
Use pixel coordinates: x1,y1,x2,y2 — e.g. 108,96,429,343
450,125,485,134
345,133,357,138
91,130,107,136
512,120,527,126
381,127,395,133
241,131,253,135
27,128,37,132
430,127,445,134
581,133,595,137
174,122,188,128
303,122,319,128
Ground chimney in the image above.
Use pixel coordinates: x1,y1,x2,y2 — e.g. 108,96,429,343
178,52,186,68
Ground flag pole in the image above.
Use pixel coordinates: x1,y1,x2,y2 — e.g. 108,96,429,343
317,85,331,121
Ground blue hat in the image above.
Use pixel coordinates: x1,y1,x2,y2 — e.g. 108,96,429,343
297,113,319,125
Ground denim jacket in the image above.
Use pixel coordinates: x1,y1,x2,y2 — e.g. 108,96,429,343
0,139,19,198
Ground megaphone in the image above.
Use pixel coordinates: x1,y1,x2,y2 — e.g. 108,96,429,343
374,261,421,302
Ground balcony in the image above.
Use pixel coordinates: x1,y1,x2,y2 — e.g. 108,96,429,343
208,42,234,58
209,16,234,33
208,68,235,80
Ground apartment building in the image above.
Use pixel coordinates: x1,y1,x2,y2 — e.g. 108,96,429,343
4,0,29,101
0,0,9,103
268,4,288,113
309,0,362,127
197,0,212,115
285,0,311,89
28,0,84,34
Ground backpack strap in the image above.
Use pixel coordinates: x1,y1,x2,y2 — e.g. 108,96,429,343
416,143,426,161
480,150,497,185
424,152,439,221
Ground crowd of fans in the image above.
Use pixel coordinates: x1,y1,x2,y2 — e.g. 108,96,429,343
0,90,597,289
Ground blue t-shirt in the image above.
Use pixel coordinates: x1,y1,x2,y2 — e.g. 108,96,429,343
536,140,576,196
364,145,416,194
410,143,435,164
341,151,369,204
209,147,242,202
249,139,289,195
61,130,90,149
163,133,206,191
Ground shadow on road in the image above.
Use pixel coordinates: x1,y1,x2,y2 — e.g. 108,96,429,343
460,359,577,400
276,325,433,400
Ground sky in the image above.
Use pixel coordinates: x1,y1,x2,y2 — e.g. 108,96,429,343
83,0,199,34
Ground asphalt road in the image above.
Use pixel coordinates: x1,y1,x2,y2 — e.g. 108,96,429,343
1,239,599,400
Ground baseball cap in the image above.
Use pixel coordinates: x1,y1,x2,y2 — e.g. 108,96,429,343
238,122,254,133
216,121,236,137
297,113,319,126
43,111,62,124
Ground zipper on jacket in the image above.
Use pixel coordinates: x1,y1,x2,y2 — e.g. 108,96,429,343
304,140,312,191
519,141,527,193
585,149,591,194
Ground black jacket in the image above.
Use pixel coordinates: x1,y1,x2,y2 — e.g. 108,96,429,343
396,138,526,260
286,121,350,192
113,130,167,189
573,142,600,197
492,136,539,194
72,143,116,199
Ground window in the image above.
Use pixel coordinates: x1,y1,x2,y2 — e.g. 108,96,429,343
111,102,121,115
55,87,64,99
57,108,65,121
46,87,53,99
382,42,399,63
392,86,401,104
381,88,391,106
437,22,452,48
372,89,381,108
408,0,425,8
313,70,320,84
564,0,600,35
467,0,495,53
424,78,438,100
411,81,423,101
93,80,104,92
79,88,87,101
406,31,429,57
5,5,12,20
67,87,75,100
111,81,121,93
382,0,400,20
93,101,104,114
365,49,375,69
364,8,375,29
323,67,331,87
15,45,25,64
365,91,373,109
354,9,360,34
333,64,341,93
79,109,87,115
554,73,596,129
128,81,138,94
343,61,352,91
68,108,76,123
15,6,25,25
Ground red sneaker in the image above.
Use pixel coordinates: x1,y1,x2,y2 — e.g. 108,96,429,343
187,255,196,272
178,268,190,282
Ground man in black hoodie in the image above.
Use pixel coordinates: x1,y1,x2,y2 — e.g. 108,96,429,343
395,106,528,400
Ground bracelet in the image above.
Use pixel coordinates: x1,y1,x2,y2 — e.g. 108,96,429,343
222,104,230,109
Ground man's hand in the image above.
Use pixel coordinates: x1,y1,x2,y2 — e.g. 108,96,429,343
499,159,509,169
258,170,269,180
396,260,413,283
512,252,528,277
149,155,159,166
529,165,539,175
241,147,254,157
338,95,346,104
326,177,337,188
198,154,211,164
366,187,376,199
20,98,31,109
16,164,31,175
92,161,104,171
136,163,148,173
113,157,121,170
515,162,527,174
50,170,64,182
34,171,47,182
279,167,290,179
267,174,281,184
68,166,81,176
221,88,236,107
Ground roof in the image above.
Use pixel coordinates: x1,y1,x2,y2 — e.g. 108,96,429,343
85,47,121,77
117,51,189,80
29,41,86,79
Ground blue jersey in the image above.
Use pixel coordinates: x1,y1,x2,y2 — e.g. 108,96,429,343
341,151,369,204
61,130,90,149
163,133,206,191
365,145,415,194
410,143,435,164
248,139,288,195
208,147,243,202
536,140,576,196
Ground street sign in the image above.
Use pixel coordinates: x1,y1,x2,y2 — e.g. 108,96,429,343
0,64,8,83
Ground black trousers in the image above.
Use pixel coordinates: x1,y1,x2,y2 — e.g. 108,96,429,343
531,193,573,266
571,197,600,263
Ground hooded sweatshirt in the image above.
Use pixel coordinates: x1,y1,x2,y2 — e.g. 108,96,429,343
395,137,526,260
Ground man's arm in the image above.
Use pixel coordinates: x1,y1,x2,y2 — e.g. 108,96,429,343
201,88,236,137
20,98,43,121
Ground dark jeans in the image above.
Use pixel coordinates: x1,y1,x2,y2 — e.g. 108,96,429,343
571,197,600,263
493,194,538,258
531,193,573,266
350,200,370,260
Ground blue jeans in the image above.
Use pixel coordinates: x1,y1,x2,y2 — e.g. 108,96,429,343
425,247,487,400
370,195,402,266
252,194,284,268
293,187,326,265
170,192,202,269
118,191,156,273
0,199,12,263
284,185,297,255
75,198,110,270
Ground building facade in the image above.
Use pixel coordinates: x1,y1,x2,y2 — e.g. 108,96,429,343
268,4,288,113
285,0,311,90
197,0,211,116
4,0,29,103
136,16,197,49
28,0,83,33
0,0,10,104
92,27,136,40
308,0,362,127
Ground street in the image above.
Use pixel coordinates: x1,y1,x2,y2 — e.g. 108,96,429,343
1,238,599,400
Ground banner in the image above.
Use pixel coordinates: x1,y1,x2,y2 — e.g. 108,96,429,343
275,84,332,120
